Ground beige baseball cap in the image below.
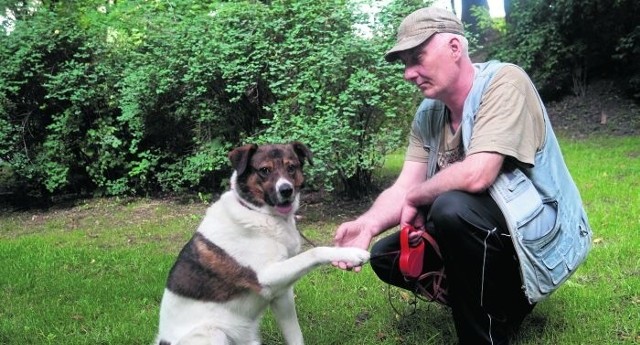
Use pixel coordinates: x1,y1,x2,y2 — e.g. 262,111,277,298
384,7,464,62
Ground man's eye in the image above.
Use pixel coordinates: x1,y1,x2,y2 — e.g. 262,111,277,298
409,53,422,66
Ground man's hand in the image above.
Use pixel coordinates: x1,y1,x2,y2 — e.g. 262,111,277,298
400,188,426,229
333,219,375,272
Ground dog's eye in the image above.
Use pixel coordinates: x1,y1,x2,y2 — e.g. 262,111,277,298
287,165,297,175
258,167,271,177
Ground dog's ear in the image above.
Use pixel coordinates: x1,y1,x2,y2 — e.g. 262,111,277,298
228,144,258,176
291,141,313,167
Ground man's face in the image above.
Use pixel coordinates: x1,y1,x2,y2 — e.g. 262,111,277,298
399,34,456,99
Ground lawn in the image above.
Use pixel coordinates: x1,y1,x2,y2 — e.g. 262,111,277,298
1,136,638,344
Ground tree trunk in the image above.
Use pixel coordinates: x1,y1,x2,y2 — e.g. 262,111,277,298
504,0,513,22
340,167,374,199
461,0,489,35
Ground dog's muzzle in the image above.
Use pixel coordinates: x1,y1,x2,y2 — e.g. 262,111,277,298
274,180,295,215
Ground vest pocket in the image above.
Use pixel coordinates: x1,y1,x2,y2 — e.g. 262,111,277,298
491,168,587,297
519,206,592,294
494,169,543,224
520,201,557,241
519,203,566,293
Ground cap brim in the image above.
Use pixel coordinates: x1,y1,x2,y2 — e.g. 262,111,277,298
384,31,436,62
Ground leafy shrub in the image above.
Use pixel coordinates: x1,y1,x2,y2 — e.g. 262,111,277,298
488,0,640,100
0,0,417,200
0,9,89,196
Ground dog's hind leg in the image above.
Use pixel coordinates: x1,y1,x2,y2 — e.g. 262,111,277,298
270,288,304,345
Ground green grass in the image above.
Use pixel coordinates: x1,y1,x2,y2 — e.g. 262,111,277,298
1,136,639,344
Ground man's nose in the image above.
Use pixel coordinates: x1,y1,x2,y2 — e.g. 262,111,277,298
404,65,418,82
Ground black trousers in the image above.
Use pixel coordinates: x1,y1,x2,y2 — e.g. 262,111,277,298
370,191,535,345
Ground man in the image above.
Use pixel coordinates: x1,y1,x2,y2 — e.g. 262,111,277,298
333,7,592,345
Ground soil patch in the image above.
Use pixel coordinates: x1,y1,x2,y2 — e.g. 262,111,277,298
546,79,640,138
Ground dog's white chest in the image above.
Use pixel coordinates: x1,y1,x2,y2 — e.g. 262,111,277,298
198,192,302,264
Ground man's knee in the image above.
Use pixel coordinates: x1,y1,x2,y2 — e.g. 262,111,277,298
430,190,471,229
369,234,402,285
370,237,389,257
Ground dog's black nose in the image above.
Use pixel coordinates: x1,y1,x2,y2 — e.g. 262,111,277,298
279,185,293,198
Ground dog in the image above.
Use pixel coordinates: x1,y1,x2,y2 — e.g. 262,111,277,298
155,142,370,345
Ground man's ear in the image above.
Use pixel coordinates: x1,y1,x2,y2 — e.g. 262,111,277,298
228,144,258,176
449,37,461,58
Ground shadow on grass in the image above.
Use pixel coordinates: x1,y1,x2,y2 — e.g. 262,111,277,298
389,297,565,344
512,300,567,345
390,300,456,344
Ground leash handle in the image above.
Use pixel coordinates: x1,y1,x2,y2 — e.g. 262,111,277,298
399,225,425,279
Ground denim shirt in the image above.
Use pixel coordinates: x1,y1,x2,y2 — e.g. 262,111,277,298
413,61,592,303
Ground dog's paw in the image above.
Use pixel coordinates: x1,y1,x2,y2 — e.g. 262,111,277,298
336,247,370,266
312,247,370,266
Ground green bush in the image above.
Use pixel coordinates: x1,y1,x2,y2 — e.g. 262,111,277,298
0,0,416,199
487,0,640,100
4,0,634,202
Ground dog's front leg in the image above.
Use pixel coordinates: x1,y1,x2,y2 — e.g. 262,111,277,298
270,288,304,345
258,247,369,294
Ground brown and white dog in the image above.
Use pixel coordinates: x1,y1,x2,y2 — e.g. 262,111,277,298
154,142,370,345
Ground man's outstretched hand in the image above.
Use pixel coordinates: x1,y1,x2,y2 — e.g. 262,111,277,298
333,220,374,272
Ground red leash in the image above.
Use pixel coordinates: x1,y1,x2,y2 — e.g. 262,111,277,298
398,225,449,305
399,225,426,279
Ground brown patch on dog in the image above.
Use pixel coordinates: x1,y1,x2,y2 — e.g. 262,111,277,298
230,142,313,208
166,233,262,301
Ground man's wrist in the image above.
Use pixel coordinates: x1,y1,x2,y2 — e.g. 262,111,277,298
355,215,387,238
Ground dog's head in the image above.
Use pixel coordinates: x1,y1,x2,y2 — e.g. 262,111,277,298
228,141,313,217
